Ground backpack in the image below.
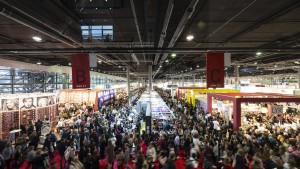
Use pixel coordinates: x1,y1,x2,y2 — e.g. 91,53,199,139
64,147,71,160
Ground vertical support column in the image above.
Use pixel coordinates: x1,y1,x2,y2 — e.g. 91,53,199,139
11,69,15,94
186,90,190,103
127,65,130,105
234,65,239,89
181,75,184,87
193,74,196,86
43,73,46,92
233,99,241,131
62,73,67,89
192,93,196,107
298,68,300,89
148,65,152,91
207,94,212,114
55,73,58,90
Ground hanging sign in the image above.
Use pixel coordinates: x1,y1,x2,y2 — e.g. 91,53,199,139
72,53,90,88
206,53,225,88
272,105,283,114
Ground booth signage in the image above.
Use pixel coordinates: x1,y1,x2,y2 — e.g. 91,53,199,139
206,53,224,88
272,105,283,114
72,53,90,88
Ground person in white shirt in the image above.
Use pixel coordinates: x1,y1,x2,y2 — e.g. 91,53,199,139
212,119,220,131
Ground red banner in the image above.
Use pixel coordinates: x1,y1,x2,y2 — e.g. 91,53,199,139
72,53,90,89
206,53,224,88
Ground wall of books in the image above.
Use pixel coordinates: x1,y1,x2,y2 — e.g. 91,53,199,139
0,93,58,139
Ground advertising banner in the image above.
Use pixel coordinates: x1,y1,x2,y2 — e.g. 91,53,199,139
206,53,224,88
72,53,90,88
272,105,283,114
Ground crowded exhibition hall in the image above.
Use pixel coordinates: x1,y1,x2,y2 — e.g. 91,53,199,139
1,0,300,169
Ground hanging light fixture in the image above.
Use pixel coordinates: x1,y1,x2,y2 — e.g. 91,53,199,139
186,30,194,41
32,32,42,42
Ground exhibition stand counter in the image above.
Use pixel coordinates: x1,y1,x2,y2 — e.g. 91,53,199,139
207,93,300,130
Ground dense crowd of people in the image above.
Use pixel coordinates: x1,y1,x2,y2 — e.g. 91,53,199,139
1,87,300,169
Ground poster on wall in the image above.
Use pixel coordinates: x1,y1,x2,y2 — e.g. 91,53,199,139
37,97,49,107
48,95,56,105
1,98,19,111
19,97,37,110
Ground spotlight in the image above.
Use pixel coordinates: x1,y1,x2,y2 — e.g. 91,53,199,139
32,35,42,42
186,34,194,41
256,52,262,56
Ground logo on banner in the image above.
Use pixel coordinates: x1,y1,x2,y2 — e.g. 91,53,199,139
72,53,90,88
272,105,283,114
206,53,225,88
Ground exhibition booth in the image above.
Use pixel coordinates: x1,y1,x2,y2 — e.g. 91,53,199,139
136,91,175,135
58,88,128,111
184,88,240,107
0,93,58,139
176,87,206,101
207,93,300,130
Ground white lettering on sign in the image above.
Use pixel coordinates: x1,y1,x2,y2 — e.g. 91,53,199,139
272,105,283,114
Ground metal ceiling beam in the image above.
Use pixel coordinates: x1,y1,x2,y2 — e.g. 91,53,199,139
0,8,76,48
130,0,146,63
0,1,83,47
158,0,200,65
219,1,300,46
154,0,174,65
0,47,300,54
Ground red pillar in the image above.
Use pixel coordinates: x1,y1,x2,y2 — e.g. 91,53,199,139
233,99,241,131
207,94,212,114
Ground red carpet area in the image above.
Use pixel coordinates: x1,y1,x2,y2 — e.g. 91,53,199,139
19,151,206,169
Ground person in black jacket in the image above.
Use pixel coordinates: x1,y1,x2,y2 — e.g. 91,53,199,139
57,139,66,169
162,151,176,169
32,149,48,169
43,134,54,159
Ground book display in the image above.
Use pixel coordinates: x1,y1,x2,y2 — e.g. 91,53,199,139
0,93,58,139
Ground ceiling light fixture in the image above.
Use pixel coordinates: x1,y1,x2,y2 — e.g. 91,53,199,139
37,61,41,65
165,60,169,63
186,34,194,41
98,60,102,63
32,34,42,42
197,65,199,68
68,62,71,66
294,61,300,64
171,53,176,57
254,62,257,65
159,65,162,68
256,52,262,56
